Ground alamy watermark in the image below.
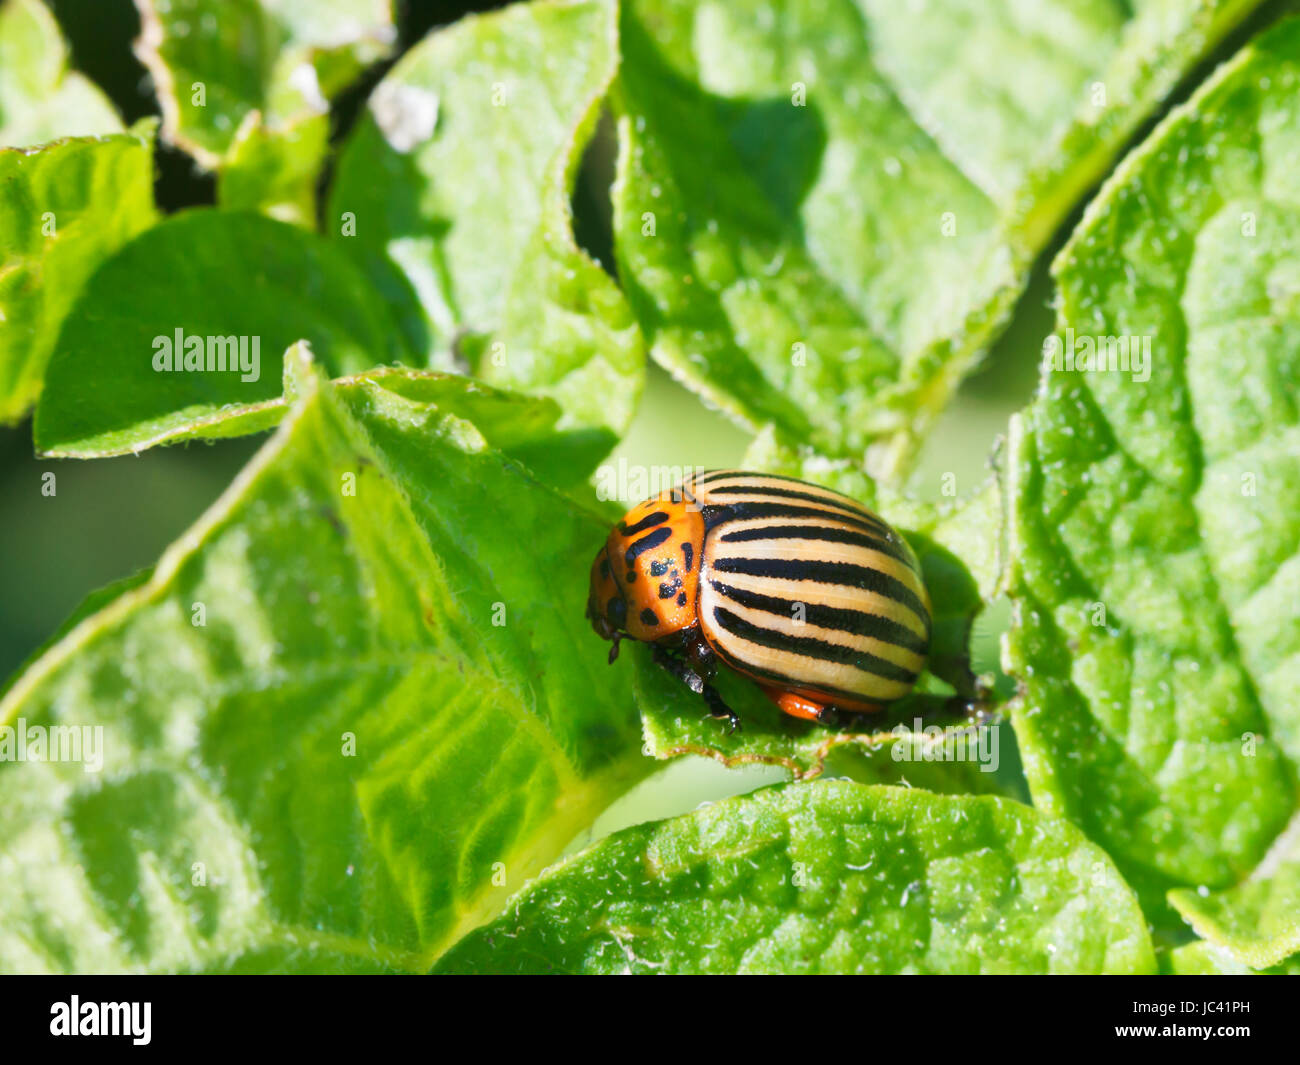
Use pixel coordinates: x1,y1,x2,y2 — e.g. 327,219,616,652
1042,328,1152,383
0,718,103,773
50,996,150,1045
152,328,261,382
891,719,1000,773
594,460,707,504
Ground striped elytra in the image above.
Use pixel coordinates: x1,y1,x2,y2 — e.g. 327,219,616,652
586,470,931,727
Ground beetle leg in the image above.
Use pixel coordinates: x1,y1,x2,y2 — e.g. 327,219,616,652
652,645,702,692
653,646,740,734
682,630,718,681
607,632,622,665
701,686,741,735
760,686,875,729
761,686,824,722
815,705,854,729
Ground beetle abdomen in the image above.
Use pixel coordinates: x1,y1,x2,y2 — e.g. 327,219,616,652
689,471,930,708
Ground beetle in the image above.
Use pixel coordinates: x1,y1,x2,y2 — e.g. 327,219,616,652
586,470,931,731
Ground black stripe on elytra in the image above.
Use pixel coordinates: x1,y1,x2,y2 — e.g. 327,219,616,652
696,469,869,501
710,581,927,654
693,470,849,491
619,510,670,537
711,607,918,684
681,542,694,573
625,526,672,564
696,469,842,490
690,469,742,485
703,641,889,705
716,522,908,564
703,501,885,536
704,484,885,524
709,556,929,634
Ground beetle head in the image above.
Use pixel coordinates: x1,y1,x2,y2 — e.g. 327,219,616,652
587,544,629,659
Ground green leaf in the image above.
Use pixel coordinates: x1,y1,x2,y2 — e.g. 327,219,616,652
134,0,395,166
0,121,157,423
636,427,1004,784
32,209,408,456
0,568,151,701
1165,940,1300,975
329,0,644,457
435,781,1156,974
612,0,1266,478
1168,814,1300,969
1004,19,1300,925
0,347,653,973
217,110,329,227
0,0,121,147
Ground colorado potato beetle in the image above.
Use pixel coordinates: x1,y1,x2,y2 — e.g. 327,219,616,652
586,470,931,731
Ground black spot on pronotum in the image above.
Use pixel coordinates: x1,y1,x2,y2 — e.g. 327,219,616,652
677,592,688,607
658,575,683,599
640,608,659,627
626,526,672,564
649,559,670,577
618,510,670,537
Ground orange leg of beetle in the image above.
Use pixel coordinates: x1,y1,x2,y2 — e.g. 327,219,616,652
759,685,883,727
761,686,826,721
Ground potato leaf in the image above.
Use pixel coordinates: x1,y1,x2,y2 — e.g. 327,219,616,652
1168,814,1300,969
0,122,157,422
32,209,407,456
329,0,645,450
0,347,654,972
217,110,329,227
436,781,1156,974
1165,939,1300,975
0,0,121,147
612,0,1265,477
1004,19,1300,930
134,0,395,166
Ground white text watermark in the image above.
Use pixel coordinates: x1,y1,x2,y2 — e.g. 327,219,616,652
891,719,1000,773
0,717,103,773
1042,328,1152,383
152,329,261,382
